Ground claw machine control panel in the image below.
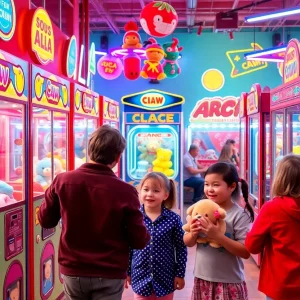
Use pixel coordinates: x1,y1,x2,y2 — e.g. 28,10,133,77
100,96,120,176
122,90,185,215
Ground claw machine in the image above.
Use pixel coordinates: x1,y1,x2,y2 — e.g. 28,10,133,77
247,83,270,266
270,39,300,178
99,96,120,176
73,84,100,169
30,66,70,299
0,51,28,300
122,89,185,214
239,92,248,181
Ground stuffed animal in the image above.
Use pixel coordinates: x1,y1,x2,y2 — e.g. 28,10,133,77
138,141,148,161
35,158,52,188
183,199,226,248
205,149,218,160
145,139,161,164
47,152,66,175
140,38,166,81
122,21,143,49
0,181,17,207
152,148,174,177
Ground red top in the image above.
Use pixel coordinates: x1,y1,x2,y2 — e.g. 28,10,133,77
38,163,150,278
245,196,300,300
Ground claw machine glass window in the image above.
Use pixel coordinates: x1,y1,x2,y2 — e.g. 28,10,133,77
272,110,284,177
249,116,259,207
239,119,246,179
286,105,300,155
0,101,25,204
264,114,270,202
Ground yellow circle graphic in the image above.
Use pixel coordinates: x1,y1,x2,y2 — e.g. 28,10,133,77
201,69,225,92
75,90,81,110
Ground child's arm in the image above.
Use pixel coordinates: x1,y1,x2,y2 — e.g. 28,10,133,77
125,249,133,289
183,218,201,247
245,202,272,254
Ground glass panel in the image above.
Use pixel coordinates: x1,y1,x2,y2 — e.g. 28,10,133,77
0,100,25,204
32,108,52,195
74,117,87,169
272,110,284,176
53,112,67,175
31,0,44,8
87,119,98,161
286,105,300,155
249,116,259,203
45,0,60,28
264,114,271,202
239,118,246,179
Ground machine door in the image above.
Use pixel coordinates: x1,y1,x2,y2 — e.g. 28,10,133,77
286,105,300,155
239,117,247,181
263,113,271,203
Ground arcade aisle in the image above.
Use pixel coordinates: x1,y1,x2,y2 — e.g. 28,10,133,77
122,247,264,300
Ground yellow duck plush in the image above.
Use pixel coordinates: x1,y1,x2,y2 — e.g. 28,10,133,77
152,148,175,177
183,199,226,248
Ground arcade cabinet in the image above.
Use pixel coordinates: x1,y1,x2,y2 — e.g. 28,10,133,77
239,92,248,181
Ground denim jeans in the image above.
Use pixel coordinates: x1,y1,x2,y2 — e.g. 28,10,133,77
184,177,204,203
62,275,124,300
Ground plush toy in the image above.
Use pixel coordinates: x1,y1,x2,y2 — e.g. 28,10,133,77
122,21,143,49
162,38,183,78
204,149,218,160
138,141,148,161
152,148,174,177
47,152,66,175
140,38,166,81
0,181,17,207
35,158,52,188
74,133,86,159
183,199,226,248
145,139,162,164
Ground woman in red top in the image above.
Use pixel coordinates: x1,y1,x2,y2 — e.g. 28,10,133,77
245,154,300,300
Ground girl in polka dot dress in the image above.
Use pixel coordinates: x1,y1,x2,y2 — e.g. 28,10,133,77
125,172,187,300
184,162,254,300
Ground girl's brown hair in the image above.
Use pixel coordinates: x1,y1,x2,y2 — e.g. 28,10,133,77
218,144,233,163
271,154,300,198
139,172,177,209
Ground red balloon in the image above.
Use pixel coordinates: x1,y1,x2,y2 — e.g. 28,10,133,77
140,1,178,38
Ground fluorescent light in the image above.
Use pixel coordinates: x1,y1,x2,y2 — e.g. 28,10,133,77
95,51,107,56
245,6,300,23
246,57,284,63
244,46,286,58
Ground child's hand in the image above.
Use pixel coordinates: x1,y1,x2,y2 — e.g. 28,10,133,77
199,216,221,240
190,218,202,237
174,277,185,290
124,276,131,289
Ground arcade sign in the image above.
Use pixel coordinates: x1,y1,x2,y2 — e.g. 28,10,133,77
65,35,77,78
122,89,184,111
247,84,261,115
283,39,300,84
0,0,16,41
31,8,54,65
74,84,99,117
239,92,247,118
189,96,239,123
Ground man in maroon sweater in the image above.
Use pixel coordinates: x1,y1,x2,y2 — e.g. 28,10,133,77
38,125,150,300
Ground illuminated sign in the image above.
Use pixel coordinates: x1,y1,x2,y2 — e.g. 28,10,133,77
74,84,99,117
122,89,184,111
103,97,119,121
126,112,180,124
246,84,261,115
239,92,247,117
189,96,239,123
0,0,16,41
97,55,123,80
31,8,54,65
283,39,300,84
65,35,77,78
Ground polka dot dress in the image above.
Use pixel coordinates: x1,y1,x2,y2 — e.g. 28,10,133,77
128,205,187,298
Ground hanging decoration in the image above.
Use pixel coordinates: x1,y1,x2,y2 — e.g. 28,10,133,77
140,1,178,38
123,52,141,80
162,38,183,78
122,21,143,49
97,54,123,80
141,38,166,80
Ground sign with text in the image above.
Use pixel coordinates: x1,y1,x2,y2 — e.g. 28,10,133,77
125,112,180,124
103,97,119,121
283,39,300,84
239,92,247,117
0,0,16,41
74,84,99,117
247,84,261,115
189,96,239,123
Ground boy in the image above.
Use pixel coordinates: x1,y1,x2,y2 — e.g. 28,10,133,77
38,125,150,300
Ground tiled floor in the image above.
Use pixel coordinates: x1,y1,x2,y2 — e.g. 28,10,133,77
122,246,264,300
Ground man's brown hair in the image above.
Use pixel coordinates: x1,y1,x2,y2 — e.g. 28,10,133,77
88,125,126,165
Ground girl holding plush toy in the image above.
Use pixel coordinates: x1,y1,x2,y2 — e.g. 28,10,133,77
125,172,187,300
184,162,254,300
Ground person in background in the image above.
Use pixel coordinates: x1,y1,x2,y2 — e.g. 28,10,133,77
245,154,300,300
225,139,240,167
184,162,254,300
38,125,150,300
125,172,187,300
218,144,233,164
183,145,207,203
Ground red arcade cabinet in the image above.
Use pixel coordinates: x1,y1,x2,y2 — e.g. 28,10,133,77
239,92,248,181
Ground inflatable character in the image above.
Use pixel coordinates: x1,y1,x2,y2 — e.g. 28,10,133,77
122,21,143,49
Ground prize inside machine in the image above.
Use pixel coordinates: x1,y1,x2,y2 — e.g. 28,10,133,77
122,90,184,213
239,93,248,181
0,100,27,300
100,96,121,176
247,84,270,266
31,66,69,299
74,85,100,169
0,53,29,300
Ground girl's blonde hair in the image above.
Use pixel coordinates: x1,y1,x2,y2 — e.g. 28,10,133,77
139,172,177,209
271,154,300,198
218,144,233,163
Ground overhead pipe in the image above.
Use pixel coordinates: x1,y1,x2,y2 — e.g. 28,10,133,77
186,0,198,28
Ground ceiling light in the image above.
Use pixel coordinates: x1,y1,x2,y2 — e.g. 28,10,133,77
244,45,286,62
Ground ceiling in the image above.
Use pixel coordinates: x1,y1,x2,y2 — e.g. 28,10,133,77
88,0,300,34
